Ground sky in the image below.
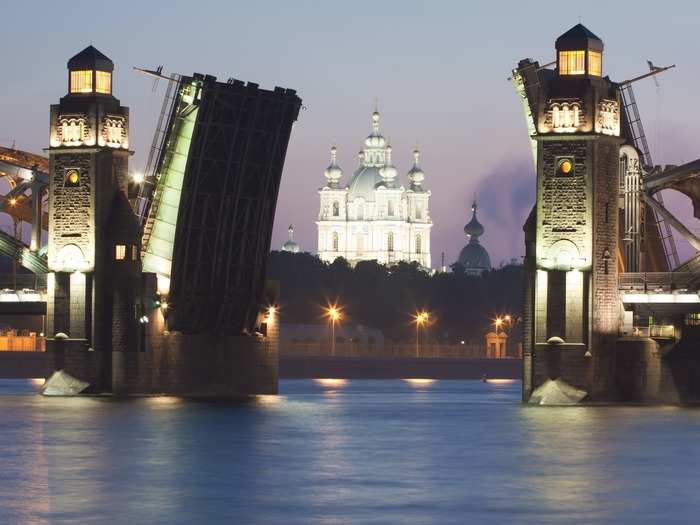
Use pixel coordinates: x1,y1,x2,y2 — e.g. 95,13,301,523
2,0,700,266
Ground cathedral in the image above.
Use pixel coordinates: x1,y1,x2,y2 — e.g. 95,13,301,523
316,109,432,268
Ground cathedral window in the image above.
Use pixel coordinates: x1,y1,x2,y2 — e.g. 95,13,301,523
64,169,80,187
104,118,124,146
115,244,126,261
588,51,602,76
332,232,339,251
356,202,364,220
387,232,394,252
96,71,112,94
597,100,619,136
551,103,580,132
332,201,340,217
388,200,394,217
415,234,422,254
415,204,422,220
559,50,585,75
61,118,85,145
70,70,93,93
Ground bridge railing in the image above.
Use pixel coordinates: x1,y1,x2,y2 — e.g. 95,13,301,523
0,274,47,294
619,272,697,293
623,325,676,339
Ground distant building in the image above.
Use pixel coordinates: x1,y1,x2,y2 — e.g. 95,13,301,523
316,109,432,268
457,201,492,275
282,225,300,253
485,330,508,358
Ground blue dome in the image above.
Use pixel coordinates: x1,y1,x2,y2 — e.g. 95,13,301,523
458,242,491,270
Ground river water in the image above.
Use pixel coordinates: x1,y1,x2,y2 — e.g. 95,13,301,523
1,378,699,524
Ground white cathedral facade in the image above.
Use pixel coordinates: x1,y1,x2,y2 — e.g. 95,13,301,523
317,110,432,268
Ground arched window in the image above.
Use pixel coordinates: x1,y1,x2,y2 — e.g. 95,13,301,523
332,201,340,217
415,234,422,254
332,232,339,252
357,203,364,220
387,232,394,252
387,200,394,217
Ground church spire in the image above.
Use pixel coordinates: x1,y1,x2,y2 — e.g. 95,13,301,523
407,147,426,190
323,145,343,188
464,201,485,242
371,107,380,135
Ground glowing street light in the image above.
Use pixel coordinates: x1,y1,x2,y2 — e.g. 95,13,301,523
325,304,342,356
266,305,277,324
494,317,503,335
131,172,145,184
414,310,429,357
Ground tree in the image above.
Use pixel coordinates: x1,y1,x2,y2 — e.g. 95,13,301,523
267,251,523,343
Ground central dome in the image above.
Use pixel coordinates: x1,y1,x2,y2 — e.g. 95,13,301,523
347,166,384,201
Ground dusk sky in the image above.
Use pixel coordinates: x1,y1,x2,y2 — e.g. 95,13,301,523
3,0,700,266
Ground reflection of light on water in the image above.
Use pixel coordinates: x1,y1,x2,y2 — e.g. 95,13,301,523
486,379,515,385
403,378,436,387
313,378,348,388
257,394,284,405
148,396,181,405
30,378,45,386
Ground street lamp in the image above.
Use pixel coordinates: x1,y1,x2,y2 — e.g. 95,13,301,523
493,317,503,335
325,305,342,356
131,171,145,184
414,311,429,357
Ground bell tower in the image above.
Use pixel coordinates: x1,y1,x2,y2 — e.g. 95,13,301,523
46,46,138,390
528,25,623,400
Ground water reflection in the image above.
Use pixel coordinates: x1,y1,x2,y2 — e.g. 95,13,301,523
402,378,436,387
313,378,348,388
1,379,699,524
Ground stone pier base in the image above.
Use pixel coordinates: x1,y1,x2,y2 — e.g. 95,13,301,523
112,332,278,397
45,338,108,393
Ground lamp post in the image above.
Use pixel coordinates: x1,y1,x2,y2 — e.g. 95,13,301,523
326,306,341,356
415,311,428,358
494,317,503,335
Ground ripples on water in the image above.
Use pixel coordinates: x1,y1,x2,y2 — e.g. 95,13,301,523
1,378,699,524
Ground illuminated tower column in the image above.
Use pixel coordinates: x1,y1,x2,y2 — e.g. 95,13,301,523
530,25,623,399
46,46,134,389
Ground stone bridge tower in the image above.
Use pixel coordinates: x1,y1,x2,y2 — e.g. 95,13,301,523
525,25,623,400
46,46,140,391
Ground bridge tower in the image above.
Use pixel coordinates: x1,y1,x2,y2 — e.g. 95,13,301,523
525,25,623,400
46,46,140,391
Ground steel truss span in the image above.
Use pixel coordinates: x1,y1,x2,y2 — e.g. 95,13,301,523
145,75,301,335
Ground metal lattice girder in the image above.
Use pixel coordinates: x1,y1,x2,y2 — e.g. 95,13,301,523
644,159,700,192
167,76,302,335
0,230,48,273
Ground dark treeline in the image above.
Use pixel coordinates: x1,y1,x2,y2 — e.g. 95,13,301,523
267,251,523,343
